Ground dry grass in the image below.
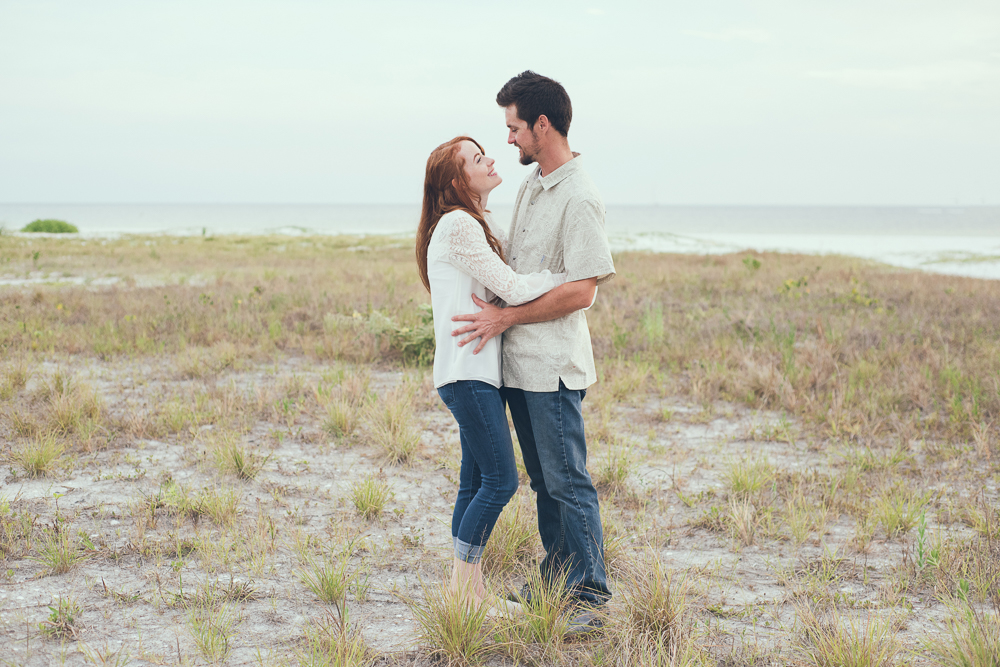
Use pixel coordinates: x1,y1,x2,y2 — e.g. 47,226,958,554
407,581,494,666
614,552,695,648
481,490,541,579
2,236,997,449
794,606,901,667
365,382,422,464
8,434,66,477
0,234,998,665
350,471,392,520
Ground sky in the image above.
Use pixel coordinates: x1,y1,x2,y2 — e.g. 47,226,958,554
1,0,998,206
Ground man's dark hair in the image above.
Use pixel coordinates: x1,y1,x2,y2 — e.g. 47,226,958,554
496,70,572,137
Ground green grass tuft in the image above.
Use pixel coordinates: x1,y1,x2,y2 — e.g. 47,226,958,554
39,595,82,639
350,471,392,520
10,434,65,478
408,581,493,666
925,601,1000,667
795,606,900,667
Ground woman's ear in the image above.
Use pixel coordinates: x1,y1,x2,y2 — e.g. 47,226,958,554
451,178,457,190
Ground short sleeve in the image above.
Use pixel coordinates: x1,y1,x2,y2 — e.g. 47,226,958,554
563,199,616,285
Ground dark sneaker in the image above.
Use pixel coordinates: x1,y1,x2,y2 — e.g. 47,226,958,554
565,607,605,637
506,583,534,604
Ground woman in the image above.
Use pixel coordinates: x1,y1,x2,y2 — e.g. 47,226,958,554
416,136,566,611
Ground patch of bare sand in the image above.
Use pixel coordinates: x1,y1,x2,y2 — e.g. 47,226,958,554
1,356,996,665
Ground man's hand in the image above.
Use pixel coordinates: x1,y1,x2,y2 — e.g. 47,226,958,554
451,278,599,354
451,294,511,354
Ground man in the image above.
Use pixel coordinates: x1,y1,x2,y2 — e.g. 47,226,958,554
450,71,615,632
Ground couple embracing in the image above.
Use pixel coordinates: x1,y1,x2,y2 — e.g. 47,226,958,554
415,71,615,634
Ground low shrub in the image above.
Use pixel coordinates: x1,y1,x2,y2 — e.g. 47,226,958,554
21,219,79,233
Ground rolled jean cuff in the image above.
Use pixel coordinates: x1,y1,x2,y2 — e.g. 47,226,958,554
454,537,485,564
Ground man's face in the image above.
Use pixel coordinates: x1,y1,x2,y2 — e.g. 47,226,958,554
504,105,540,166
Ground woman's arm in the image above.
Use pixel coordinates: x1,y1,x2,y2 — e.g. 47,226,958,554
443,212,567,306
450,278,597,353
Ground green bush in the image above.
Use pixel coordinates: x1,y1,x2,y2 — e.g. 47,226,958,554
21,219,79,233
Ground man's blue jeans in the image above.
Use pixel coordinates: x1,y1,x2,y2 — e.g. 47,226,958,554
501,381,611,606
438,380,519,564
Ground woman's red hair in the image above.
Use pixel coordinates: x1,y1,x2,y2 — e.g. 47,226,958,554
416,137,504,292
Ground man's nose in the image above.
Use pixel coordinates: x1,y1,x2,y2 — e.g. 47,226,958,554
507,131,515,144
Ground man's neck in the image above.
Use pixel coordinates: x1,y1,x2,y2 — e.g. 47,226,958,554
536,141,575,178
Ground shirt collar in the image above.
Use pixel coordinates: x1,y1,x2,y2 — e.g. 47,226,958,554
535,153,582,190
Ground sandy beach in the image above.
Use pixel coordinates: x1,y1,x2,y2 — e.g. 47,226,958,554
1,233,998,665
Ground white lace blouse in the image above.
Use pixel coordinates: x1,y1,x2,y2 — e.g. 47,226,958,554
427,209,566,389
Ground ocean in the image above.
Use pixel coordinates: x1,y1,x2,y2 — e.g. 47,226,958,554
1,204,998,279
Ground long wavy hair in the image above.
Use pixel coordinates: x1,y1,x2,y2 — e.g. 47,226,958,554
416,136,504,292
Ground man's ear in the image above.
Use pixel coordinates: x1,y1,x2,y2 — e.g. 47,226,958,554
535,114,550,135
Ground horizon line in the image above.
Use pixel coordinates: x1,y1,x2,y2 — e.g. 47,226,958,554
1,202,997,209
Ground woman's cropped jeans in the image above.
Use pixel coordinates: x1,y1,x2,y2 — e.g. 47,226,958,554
437,380,519,564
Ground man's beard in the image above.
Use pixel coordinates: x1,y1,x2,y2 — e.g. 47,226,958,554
517,130,540,165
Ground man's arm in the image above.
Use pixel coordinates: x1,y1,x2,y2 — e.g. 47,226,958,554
451,277,597,354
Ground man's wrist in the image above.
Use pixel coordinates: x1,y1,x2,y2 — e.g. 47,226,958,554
499,306,519,330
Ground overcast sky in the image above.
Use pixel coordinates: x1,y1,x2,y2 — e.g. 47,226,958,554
1,0,998,206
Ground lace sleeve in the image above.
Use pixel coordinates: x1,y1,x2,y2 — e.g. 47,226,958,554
443,213,567,305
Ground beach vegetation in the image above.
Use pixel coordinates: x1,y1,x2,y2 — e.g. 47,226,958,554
872,485,931,538
924,599,1000,667
481,489,540,578
0,232,996,664
298,609,374,667
615,552,693,646
497,567,573,649
31,525,88,575
593,439,636,497
188,602,239,663
39,595,82,640
350,471,391,520
365,382,422,464
724,455,775,499
297,549,358,606
211,430,270,480
794,606,900,666
9,434,65,477
22,219,79,233
407,580,493,666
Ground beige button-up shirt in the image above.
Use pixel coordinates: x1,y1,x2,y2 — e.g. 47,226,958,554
501,156,615,392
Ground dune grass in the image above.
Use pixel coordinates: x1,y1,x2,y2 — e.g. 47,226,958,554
0,232,997,664
1,233,997,449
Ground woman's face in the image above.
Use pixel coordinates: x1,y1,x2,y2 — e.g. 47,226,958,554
457,140,501,199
